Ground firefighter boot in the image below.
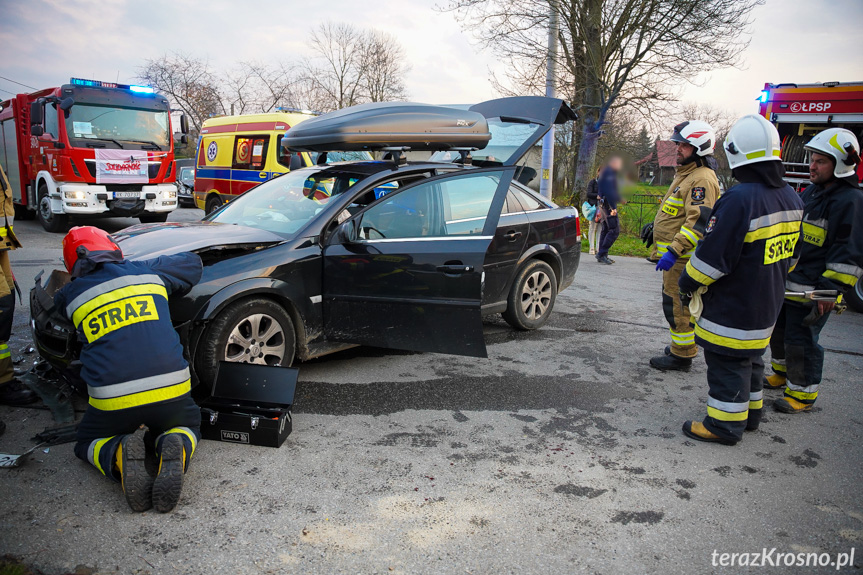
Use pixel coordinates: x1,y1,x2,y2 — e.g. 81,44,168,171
773,397,813,414
682,421,737,446
153,434,185,513
763,373,786,389
650,353,692,372
117,427,153,512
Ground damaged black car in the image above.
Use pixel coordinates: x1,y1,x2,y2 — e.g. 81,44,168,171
30,96,581,386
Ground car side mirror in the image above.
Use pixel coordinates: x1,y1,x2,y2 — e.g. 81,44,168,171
31,124,44,137
331,219,358,245
29,102,43,126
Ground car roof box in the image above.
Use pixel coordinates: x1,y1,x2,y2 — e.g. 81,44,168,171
281,102,491,153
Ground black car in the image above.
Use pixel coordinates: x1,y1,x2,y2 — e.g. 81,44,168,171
31,96,581,386
175,159,195,207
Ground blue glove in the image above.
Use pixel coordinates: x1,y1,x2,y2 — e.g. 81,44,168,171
655,251,678,271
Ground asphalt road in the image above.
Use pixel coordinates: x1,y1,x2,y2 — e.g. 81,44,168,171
1,210,862,574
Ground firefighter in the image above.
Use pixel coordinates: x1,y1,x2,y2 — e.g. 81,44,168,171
0,163,38,410
678,114,804,445
766,128,863,413
54,226,203,512
649,121,721,371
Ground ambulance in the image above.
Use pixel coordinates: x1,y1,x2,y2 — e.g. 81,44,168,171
194,110,371,213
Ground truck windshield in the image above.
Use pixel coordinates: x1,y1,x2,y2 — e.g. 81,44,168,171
207,167,362,236
65,104,170,148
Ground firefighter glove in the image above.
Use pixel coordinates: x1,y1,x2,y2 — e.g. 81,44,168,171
640,222,654,247
655,250,678,272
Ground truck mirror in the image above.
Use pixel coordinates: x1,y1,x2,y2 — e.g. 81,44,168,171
180,114,189,134
29,102,43,126
31,124,44,137
59,97,74,111
180,134,188,145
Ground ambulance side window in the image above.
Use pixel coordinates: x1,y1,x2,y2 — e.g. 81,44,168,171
233,136,269,171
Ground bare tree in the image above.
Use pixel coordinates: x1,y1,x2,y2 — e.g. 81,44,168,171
361,30,410,102
304,22,369,111
444,0,762,201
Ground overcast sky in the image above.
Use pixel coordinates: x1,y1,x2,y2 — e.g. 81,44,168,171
1,0,861,133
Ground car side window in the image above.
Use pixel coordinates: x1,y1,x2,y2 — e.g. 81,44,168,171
233,136,269,171
358,171,502,240
513,187,544,211
502,190,523,215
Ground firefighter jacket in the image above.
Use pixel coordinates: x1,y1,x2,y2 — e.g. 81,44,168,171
54,253,203,411
652,162,720,259
679,182,804,356
0,164,20,251
785,178,863,298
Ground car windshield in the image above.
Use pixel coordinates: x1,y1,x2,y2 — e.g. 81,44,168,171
307,151,373,164
206,167,363,236
179,167,195,185
65,104,170,148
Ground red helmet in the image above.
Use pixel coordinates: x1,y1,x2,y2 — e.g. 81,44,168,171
62,226,122,273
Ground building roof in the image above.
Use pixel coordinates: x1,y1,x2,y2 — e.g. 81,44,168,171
656,140,677,168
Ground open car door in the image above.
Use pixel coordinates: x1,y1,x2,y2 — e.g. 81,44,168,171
322,169,513,358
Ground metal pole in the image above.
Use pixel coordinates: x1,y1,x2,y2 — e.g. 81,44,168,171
539,2,558,199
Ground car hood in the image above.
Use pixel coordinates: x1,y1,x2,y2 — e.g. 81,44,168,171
113,222,285,260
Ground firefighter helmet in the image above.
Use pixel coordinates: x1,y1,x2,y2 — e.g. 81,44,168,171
670,120,716,157
723,114,782,170
804,128,861,179
62,226,122,273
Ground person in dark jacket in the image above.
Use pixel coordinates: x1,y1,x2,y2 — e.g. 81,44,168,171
678,115,804,446
596,156,623,264
765,128,863,414
54,226,203,512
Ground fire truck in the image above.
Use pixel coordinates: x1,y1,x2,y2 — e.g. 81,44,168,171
0,78,188,232
758,81,863,191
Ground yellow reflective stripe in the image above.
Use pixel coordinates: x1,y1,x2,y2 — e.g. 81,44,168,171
744,221,801,243
164,427,197,456
0,343,9,360
89,379,191,411
828,132,844,153
694,324,770,350
707,406,749,421
823,269,858,287
785,388,818,401
801,222,826,246
685,260,716,285
0,225,12,237
91,436,115,476
665,197,684,206
745,150,767,160
670,328,695,344
749,399,763,409
679,227,699,245
772,149,781,157
656,242,670,255
72,284,168,327
771,360,786,372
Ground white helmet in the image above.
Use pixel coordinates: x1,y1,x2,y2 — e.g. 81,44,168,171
723,114,782,170
670,120,716,156
804,128,861,179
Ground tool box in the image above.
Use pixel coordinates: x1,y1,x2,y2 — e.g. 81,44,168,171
198,362,298,448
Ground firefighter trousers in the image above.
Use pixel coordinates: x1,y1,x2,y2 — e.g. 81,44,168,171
0,250,15,385
74,393,201,483
702,350,764,442
662,257,696,358
768,301,830,405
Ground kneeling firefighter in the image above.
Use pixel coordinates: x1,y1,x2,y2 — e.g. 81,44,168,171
54,227,203,512
678,115,804,445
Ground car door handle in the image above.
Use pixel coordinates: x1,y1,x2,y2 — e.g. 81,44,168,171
437,264,474,274
258,171,268,179
503,230,523,242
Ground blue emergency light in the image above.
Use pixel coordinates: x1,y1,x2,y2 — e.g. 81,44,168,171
70,77,155,94
758,90,769,103
129,85,155,94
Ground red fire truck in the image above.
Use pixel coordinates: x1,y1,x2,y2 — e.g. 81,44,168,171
758,81,863,191
0,78,188,232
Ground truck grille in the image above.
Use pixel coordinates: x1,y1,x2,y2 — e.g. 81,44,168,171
84,160,163,179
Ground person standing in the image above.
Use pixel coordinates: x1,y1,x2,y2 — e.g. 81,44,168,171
0,163,38,415
765,128,863,414
649,121,721,371
54,226,203,512
584,168,601,255
678,115,803,445
596,156,622,265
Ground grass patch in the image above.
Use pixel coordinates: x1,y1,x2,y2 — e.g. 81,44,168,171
581,232,652,258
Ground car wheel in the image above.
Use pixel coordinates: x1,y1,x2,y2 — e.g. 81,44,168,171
205,195,222,215
502,260,558,330
37,184,69,233
139,213,169,224
196,298,296,385
847,280,863,313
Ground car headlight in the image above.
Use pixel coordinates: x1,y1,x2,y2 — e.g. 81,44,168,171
64,190,86,200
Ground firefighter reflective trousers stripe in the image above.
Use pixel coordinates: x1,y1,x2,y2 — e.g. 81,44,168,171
0,251,14,385
662,257,696,358
768,301,830,405
74,394,201,482
703,350,764,442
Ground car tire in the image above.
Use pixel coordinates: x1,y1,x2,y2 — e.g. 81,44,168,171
205,195,222,215
37,184,69,233
139,213,169,224
196,298,296,385
502,260,558,330
847,280,863,313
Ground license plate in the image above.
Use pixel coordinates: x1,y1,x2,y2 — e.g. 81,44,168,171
114,191,139,199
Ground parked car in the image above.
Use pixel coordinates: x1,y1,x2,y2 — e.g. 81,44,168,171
175,158,195,207
30,96,580,387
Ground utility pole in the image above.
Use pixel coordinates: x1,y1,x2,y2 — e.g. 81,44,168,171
539,2,558,199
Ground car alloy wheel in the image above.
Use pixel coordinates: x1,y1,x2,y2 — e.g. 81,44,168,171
520,269,552,320
225,313,287,365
